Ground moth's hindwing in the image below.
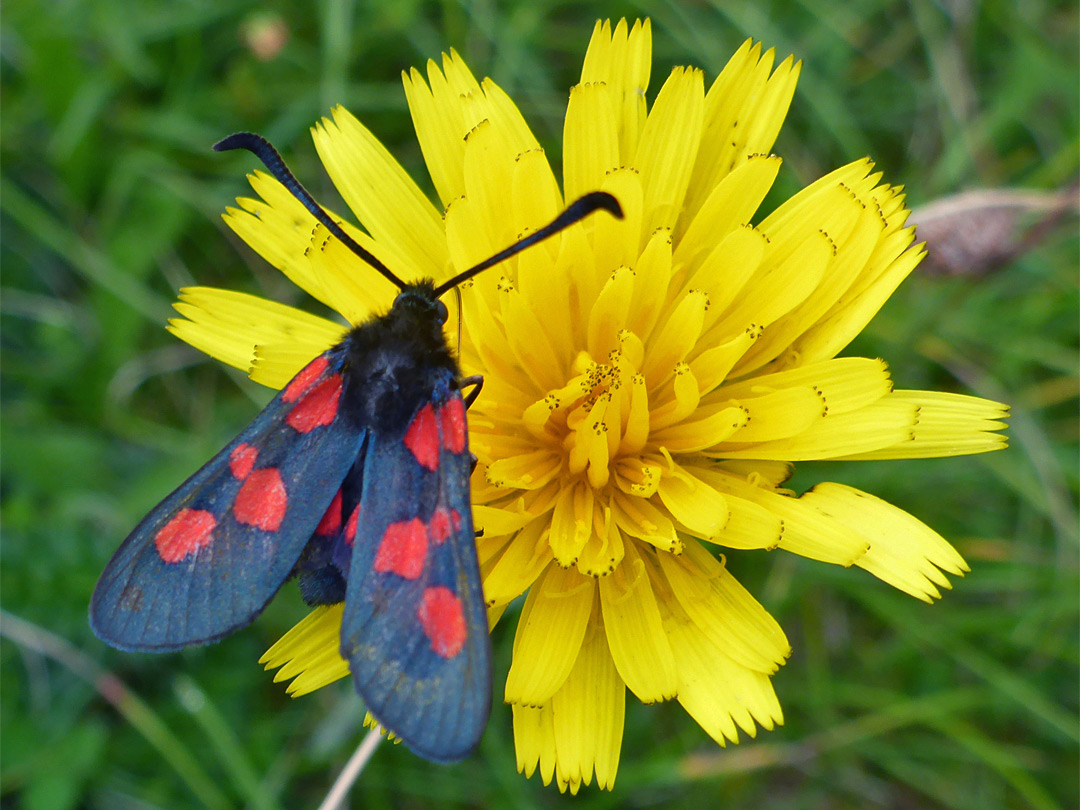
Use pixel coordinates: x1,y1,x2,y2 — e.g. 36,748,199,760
341,370,492,762
90,347,364,651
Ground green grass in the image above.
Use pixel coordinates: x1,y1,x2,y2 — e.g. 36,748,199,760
2,0,1077,808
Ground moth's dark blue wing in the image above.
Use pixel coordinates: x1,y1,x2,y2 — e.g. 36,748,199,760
292,450,366,607
91,347,365,651
341,371,492,762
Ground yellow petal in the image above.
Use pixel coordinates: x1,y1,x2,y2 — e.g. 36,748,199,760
618,372,650,456
650,403,747,453
479,75,543,155
293,220,402,326
715,459,794,488
597,541,677,703
634,66,705,239
835,390,1009,459
740,51,800,158
487,602,508,630
760,158,879,234
714,393,918,460
563,80,620,203
627,227,673,343
312,106,448,280
552,609,625,791
486,449,563,490
483,517,555,605
612,457,662,498
501,286,568,392
402,61,467,206
549,481,595,566
699,470,869,565
793,233,923,364
648,363,700,431
710,230,832,357
587,266,636,363
593,168,645,277
576,503,625,576
724,386,825,443
742,189,880,370
642,289,707,388
664,598,783,745
686,226,770,336
511,147,563,242
506,565,595,705
567,391,609,480
655,467,728,538
249,341,332,390
658,540,790,673
610,490,681,552
688,327,760,394
800,483,969,602
675,155,781,268
472,504,535,537
718,357,892,416
513,702,557,785
580,18,652,164
714,492,784,550
714,357,894,444
459,120,519,264
223,171,320,294
683,40,799,222
167,287,344,382
260,605,349,696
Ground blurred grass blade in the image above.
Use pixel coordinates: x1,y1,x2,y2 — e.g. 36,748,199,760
0,610,231,810
173,675,284,810
0,178,167,322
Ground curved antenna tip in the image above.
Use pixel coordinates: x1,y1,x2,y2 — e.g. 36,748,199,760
432,190,626,297
582,191,624,221
210,131,406,290
213,132,263,153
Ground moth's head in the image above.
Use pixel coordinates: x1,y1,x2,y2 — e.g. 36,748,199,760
392,280,448,327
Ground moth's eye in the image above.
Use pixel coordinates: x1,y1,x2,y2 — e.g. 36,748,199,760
435,300,449,324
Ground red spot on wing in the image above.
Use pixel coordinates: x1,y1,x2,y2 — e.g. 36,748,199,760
344,503,360,546
229,443,258,480
429,508,464,545
373,518,427,579
233,468,288,531
315,490,343,536
286,375,343,434
429,509,450,544
282,355,330,403
418,586,467,659
155,509,216,563
439,398,467,453
404,404,439,471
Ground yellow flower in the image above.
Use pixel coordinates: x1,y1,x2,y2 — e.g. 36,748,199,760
172,18,1008,793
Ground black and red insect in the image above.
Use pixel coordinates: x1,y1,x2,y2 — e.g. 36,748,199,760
90,132,622,762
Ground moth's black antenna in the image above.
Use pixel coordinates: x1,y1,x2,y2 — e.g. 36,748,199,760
214,132,407,290
432,192,623,298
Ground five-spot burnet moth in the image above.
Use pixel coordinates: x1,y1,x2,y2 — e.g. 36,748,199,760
89,131,622,763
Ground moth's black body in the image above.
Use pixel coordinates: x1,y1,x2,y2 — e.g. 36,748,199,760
337,281,455,433
291,282,460,607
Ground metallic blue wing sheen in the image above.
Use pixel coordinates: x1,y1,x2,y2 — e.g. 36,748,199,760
90,346,364,651
341,372,492,762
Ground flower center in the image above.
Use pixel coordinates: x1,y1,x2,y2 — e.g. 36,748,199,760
527,328,658,476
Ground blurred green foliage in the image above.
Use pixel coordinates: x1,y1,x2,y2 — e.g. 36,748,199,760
2,1,1077,808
